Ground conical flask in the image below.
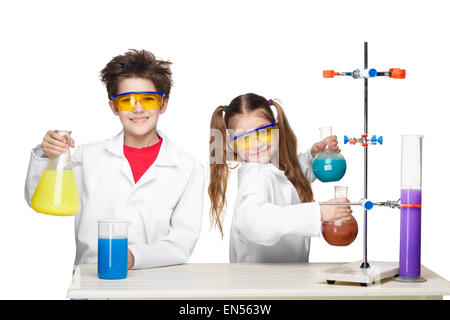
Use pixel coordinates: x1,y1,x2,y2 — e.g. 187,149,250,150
30,130,81,216
312,127,347,182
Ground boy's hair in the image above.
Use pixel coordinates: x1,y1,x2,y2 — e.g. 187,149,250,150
100,49,173,100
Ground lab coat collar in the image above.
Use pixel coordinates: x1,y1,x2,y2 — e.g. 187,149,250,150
105,129,180,166
240,161,286,178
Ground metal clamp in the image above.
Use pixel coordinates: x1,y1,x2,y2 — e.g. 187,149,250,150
373,199,401,209
344,134,383,147
319,198,402,210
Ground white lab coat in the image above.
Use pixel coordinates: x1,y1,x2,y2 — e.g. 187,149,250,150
229,149,322,263
24,130,205,270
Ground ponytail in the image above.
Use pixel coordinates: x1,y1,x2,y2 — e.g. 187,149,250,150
208,106,230,238
272,100,314,203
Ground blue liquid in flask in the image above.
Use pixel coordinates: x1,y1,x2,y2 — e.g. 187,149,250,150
98,238,128,279
312,153,347,182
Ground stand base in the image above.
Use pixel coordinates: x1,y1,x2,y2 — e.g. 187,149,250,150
393,275,427,283
316,261,399,285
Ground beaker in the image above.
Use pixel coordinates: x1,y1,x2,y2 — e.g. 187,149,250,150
312,127,347,182
30,130,81,216
396,135,426,282
322,186,358,246
97,219,130,280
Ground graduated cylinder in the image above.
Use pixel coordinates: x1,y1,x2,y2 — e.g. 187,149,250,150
399,135,424,281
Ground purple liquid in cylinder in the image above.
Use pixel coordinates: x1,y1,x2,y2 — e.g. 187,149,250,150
400,189,422,278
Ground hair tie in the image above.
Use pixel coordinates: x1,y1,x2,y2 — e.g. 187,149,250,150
221,105,228,112
268,99,273,105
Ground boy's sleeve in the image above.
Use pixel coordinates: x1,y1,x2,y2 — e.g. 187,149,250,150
24,144,84,206
128,162,205,269
24,144,51,205
298,148,316,183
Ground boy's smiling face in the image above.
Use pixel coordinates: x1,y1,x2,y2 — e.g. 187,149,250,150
109,77,167,145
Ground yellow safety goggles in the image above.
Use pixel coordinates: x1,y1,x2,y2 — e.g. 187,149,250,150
232,121,277,151
112,91,165,111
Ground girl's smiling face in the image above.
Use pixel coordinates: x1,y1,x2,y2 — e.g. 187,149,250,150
228,110,278,163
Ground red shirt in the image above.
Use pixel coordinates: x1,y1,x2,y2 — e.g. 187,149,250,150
123,138,163,183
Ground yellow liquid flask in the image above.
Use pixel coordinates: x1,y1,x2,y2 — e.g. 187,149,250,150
31,130,81,216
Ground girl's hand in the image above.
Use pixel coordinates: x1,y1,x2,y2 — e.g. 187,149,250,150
311,135,340,158
41,130,75,158
320,198,352,222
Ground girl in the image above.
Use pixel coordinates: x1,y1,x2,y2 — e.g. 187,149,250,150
209,93,351,263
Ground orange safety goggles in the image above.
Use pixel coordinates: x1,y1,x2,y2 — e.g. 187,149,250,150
112,91,165,111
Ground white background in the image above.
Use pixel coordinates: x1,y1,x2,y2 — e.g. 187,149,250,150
0,0,449,299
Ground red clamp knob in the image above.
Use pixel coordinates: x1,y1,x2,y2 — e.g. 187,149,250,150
323,70,337,78
389,68,406,79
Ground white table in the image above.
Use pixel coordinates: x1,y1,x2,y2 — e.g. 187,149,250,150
67,263,450,300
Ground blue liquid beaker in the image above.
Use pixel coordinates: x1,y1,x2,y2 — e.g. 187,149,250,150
97,219,130,280
312,127,347,182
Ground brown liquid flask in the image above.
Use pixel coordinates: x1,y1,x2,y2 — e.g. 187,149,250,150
321,186,358,246
322,215,358,246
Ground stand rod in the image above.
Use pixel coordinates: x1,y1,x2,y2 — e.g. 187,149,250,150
361,42,370,269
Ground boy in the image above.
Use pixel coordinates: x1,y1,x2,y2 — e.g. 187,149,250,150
25,49,205,270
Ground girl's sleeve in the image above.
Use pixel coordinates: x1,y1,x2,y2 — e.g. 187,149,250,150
298,148,316,183
234,167,321,247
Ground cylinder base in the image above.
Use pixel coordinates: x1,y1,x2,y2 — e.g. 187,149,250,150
393,275,427,283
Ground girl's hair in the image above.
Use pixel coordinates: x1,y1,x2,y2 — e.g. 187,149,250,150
209,93,314,237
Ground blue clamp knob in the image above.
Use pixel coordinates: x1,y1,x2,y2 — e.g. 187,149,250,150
364,200,374,210
361,199,374,211
371,135,383,145
371,135,377,144
344,135,349,144
368,68,378,77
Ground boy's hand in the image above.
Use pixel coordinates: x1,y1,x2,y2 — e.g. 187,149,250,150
311,135,340,158
128,249,135,269
41,130,75,158
320,198,352,222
